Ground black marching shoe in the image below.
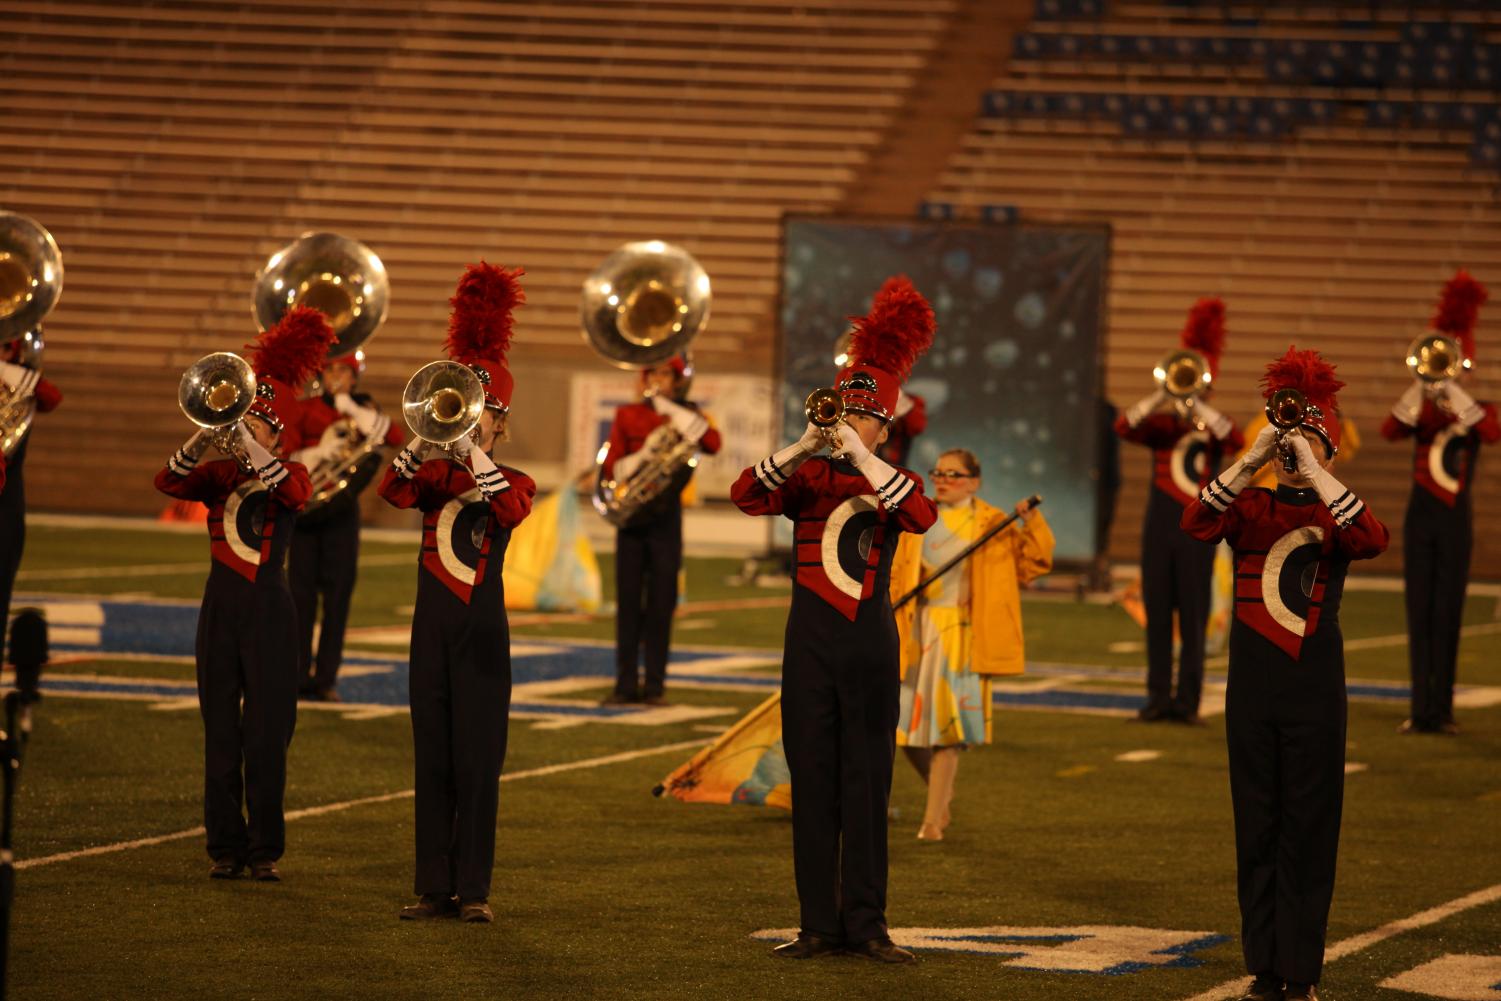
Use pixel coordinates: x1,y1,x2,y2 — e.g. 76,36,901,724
1236,974,1284,1001
770,933,842,959
460,899,494,923
1135,704,1171,723
399,894,459,920
1283,983,1317,1000
846,937,916,964
249,861,281,882
209,857,244,880
599,691,638,706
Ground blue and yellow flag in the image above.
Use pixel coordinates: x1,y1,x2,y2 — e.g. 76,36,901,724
656,693,791,809
502,488,603,613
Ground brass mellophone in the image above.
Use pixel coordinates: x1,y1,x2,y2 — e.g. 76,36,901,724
804,386,846,453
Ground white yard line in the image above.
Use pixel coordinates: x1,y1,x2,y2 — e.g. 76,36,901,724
15,738,706,871
1176,883,1501,1001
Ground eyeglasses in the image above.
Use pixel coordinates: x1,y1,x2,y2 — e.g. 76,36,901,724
928,470,975,481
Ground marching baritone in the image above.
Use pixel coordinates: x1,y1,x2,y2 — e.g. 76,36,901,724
1183,347,1388,1001
732,276,937,964
154,306,336,881
1115,297,1243,724
379,263,535,925
1,338,62,636
1381,271,1499,735
600,357,721,705
291,349,405,701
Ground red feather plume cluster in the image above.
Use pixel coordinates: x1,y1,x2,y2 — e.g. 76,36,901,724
1180,297,1226,375
1431,269,1487,361
248,304,337,386
847,275,935,382
445,262,525,365
1260,345,1345,407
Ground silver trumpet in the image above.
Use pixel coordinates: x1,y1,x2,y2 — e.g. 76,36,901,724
179,352,259,471
401,360,485,449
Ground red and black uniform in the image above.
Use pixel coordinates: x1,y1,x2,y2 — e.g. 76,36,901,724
1381,396,1501,729
734,454,935,945
601,398,721,700
378,450,534,903
875,392,926,466
1184,482,1387,987
0,373,61,635
290,391,404,696
155,452,312,866
1115,408,1243,717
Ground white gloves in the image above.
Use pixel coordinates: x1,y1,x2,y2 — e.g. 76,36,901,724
613,449,646,482
651,394,709,442
834,423,871,464
236,421,276,470
447,432,474,458
169,429,212,476
796,422,827,454
392,436,430,480
335,392,393,441
1391,380,1424,426
1123,388,1167,428
0,361,39,397
1287,433,1364,528
1441,381,1486,428
838,423,914,512
1192,398,1233,439
466,443,509,498
752,424,824,492
1199,423,1279,514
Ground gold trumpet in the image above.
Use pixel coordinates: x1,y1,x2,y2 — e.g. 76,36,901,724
401,360,485,448
1265,387,1334,473
805,386,847,453
178,352,259,470
1154,348,1211,424
1406,332,1467,385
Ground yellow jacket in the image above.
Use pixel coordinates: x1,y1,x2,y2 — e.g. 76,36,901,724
889,498,1055,679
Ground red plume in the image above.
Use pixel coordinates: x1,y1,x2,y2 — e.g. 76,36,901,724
445,262,525,365
248,304,337,386
1180,297,1226,378
1431,269,1487,361
847,275,935,382
1260,345,1345,407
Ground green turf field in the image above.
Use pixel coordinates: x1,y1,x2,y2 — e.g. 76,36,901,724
7,522,1500,1001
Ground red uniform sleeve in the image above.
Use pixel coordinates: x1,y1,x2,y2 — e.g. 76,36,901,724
903,395,928,438
33,377,62,414
889,470,938,534
271,460,312,512
601,407,633,480
698,422,722,456
1380,413,1415,441
378,463,427,510
1180,489,1261,546
1332,505,1389,561
491,467,536,529
1476,402,1501,444
384,418,406,448
731,461,807,518
154,459,238,503
1115,412,1181,448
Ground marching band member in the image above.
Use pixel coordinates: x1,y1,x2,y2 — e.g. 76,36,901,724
0,339,62,638
154,306,334,882
1115,297,1243,724
1183,347,1388,1001
379,263,535,925
600,358,721,705
890,448,1053,842
290,349,404,702
1381,271,1499,735
732,276,937,964
876,388,926,466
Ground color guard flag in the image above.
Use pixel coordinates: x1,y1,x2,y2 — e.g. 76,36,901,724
654,692,791,809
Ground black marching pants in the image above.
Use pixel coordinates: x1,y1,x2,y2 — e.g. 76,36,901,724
1225,625,1346,986
290,505,361,693
195,564,300,864
0,447,27,640
1403,492,1472,728
614,513,682,698
1141,494,1215,715
408,573,512,902
780,587,901,945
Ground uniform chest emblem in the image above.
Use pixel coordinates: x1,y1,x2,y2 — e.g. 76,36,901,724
1428,423,1465,494
821,495,880,599
435,488,488,586
223,479,268,565
1262,525,1325,637
1170,429,1211,498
